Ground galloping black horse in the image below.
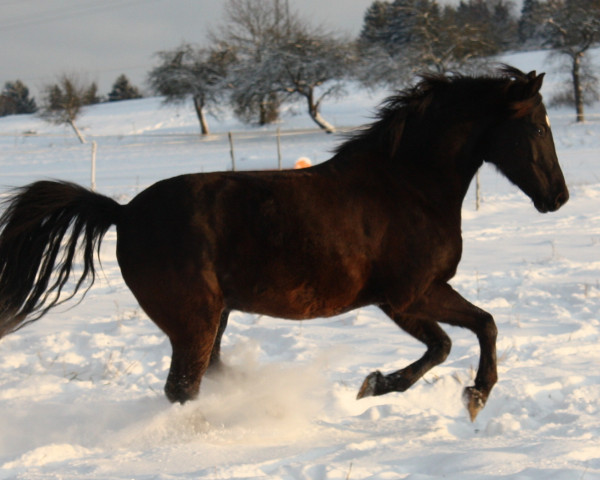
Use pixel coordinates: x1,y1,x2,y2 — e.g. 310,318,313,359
0,66,568,421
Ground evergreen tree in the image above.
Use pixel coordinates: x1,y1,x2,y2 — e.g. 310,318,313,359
356,0,515,87
387,0,421,49
359,1,392,48
454,0,516,55
518,0,544,45
108,75,142,101
489,0,518,50
0,80,37,116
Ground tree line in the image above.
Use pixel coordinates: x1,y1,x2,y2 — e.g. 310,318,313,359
2,0,599,139
0,74,141,117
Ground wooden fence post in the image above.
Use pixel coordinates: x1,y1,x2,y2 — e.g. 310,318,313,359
228,132,236,171
475,170,481,211
91,141,97,191
277,128,282,170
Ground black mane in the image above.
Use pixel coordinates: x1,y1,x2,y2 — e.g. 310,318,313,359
334,65,535,159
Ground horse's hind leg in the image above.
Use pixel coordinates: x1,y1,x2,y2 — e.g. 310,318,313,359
358,309,451,398
207,310,230,374
127,283,225,404
163,303,225,404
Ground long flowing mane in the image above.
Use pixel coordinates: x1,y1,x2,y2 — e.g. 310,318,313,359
334,66,537,160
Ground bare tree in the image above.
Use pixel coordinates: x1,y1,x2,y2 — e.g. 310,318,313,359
232,26,350,132
540,0,600,122
40,75,94,144
275,30,351,132
213,0,350,132
148,44,233,135
209,0,286,125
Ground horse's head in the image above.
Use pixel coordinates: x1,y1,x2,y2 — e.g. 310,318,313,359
480,69,569,213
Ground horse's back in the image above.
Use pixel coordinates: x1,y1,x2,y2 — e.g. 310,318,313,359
115,165,461,321
115,170,383,319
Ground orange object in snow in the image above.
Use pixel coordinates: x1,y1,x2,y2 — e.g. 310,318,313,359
294,157,312,169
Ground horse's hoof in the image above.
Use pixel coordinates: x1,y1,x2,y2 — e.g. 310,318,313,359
165,378,199,405
463,386,486,422
357,371,383,399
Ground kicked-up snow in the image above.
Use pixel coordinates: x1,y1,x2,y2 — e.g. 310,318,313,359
0,52,599,479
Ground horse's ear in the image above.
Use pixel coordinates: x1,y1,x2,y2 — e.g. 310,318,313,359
511,72,545,100
508,72,545,118
526,72,545,97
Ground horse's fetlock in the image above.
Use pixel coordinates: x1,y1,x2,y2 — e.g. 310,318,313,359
463,386,487,422
357,371,384,399
438,336,452,361
165,381,198,404
165,370,201,404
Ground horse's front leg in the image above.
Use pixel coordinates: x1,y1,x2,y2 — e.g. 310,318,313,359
358,282,497,421
357,312,451,398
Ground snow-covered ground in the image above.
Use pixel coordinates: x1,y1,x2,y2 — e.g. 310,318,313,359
0,52,599,479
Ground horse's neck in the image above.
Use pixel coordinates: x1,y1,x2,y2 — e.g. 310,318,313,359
388,115,486,210
327,108,490,211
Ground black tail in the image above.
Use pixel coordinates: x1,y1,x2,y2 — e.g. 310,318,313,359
0,181,121,338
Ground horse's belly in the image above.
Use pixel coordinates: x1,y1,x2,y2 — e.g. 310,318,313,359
227,291,368,320
222,267,374,320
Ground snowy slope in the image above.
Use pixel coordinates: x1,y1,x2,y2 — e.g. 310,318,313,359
0,51,599,479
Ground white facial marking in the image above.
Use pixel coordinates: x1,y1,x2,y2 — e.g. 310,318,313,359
545,114,551,127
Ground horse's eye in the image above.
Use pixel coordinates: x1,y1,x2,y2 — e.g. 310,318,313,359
536,126,546,137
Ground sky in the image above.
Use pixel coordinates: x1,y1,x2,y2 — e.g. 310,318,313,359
1,0,374,99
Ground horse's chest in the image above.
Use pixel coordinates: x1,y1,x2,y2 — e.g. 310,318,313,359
384,211,462,280
373,220,461,311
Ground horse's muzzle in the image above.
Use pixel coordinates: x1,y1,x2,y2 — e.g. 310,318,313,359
535,188,569,213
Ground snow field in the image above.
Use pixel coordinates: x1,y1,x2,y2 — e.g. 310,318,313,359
0,51,599,479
